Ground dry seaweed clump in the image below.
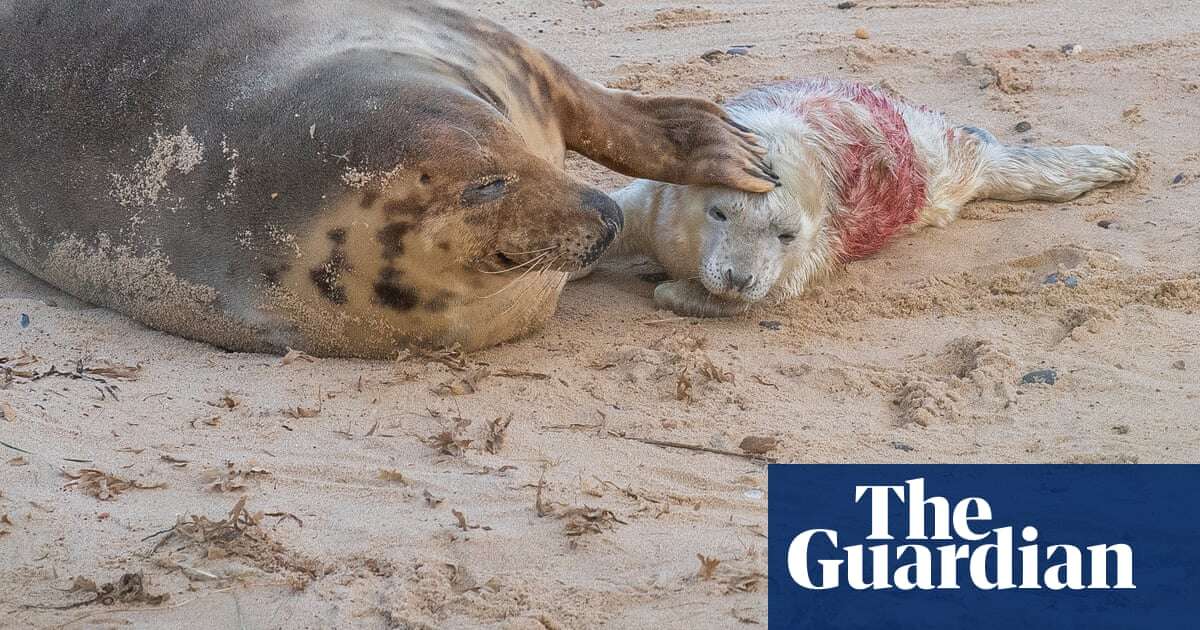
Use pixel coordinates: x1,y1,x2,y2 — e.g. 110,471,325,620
202,462,272,492
151,497,323,580
433,366,490,396
561,507,624,537
27,573,169,611
64,573,167,608
481,415,513,454
533,474,627,541
62,469,166,501
425,430,473,456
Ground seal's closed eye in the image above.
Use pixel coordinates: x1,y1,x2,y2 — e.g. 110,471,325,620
462,178,508,205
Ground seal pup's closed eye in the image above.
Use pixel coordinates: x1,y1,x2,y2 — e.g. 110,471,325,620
602,78,1136,317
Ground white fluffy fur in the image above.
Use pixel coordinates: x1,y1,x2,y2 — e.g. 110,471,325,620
601,82,1137,317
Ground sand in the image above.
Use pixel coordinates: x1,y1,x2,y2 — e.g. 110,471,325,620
2,1,1198,628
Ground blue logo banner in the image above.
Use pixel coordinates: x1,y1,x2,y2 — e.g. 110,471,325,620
768,465,1199,629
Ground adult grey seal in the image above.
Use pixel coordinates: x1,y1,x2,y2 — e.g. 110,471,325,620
0,0,777,356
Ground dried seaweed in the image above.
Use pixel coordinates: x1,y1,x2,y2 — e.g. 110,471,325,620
423,489,444,508
152,497,322,577
534,470,551,517
451,509,491,531
396,345,469,371
725,572,766,593
202,462,271,493
0,350,39,367
160,454,190,467
62,469,165,500
85,361,143,380
378,469,407,484
697,554,721,580
751,375,780,389
676,368,694,402
35,573,168,610
279,348,317,366
282,406,320,419
494,369,550,380
481,415,513,454
561,507,624,537
425,431,472,456
696,355,735,384
210,392,240,409
433,367,490,396
614,433,778,463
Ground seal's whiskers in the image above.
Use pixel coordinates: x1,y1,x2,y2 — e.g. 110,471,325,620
476,250,556,300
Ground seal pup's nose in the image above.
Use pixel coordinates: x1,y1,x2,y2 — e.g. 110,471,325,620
726,269,755,293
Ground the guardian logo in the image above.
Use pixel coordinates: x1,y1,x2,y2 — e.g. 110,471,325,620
788,478,1135,591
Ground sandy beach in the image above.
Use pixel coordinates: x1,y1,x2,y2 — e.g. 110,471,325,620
2,1,1198,628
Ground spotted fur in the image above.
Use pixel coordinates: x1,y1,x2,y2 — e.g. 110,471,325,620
0,0,778,356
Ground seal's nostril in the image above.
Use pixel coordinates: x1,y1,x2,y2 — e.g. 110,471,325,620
581,188,624,231
726,269,754,292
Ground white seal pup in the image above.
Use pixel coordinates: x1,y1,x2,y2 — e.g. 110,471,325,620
606,78,1137,317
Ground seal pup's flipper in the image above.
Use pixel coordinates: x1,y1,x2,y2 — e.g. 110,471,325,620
653,279,749,318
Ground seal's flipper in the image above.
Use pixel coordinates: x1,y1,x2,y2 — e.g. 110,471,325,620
557,83,779,193
977,143,1137,203
653,280,748,319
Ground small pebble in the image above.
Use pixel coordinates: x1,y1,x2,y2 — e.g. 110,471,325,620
759,320,783,331
744,489,765,500
836,1,858,8
890,441,915,452
739,436,779,454
952,50,981,67
1044,272,1080,288
1172,360,1187,371
1014,121,1033,133
1061,43,1082,56
1021,369,1058,386
1172,173,1186,185
1111,425,1130,435
1097,220,1115,229
854,27,870,40
19,313,30,329
726,46,753,56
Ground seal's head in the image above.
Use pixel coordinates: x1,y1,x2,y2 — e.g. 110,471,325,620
384,84,623,277
290,79,625,352
658,107,836,303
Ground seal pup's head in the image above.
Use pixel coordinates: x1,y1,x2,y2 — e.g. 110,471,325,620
624,104,841,304
619,81,923,307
